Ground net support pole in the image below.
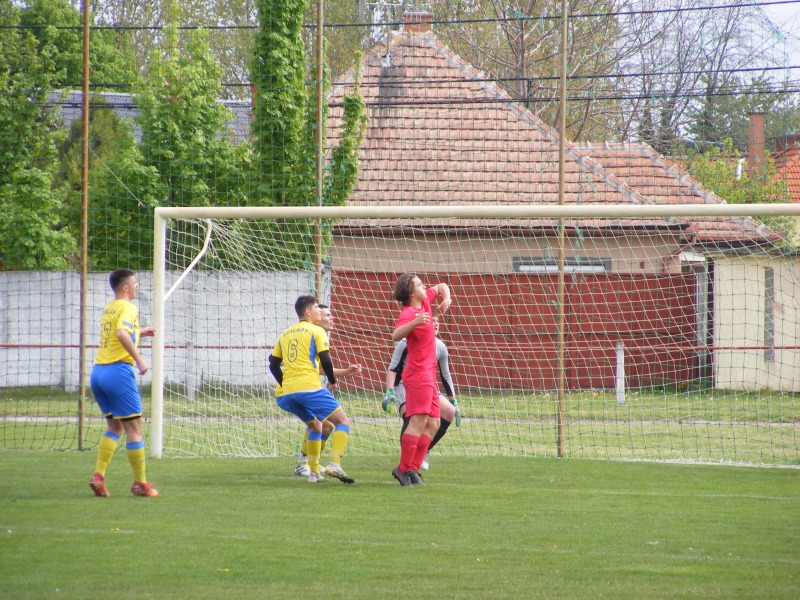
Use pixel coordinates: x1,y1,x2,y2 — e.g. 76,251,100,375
151,212,166,458
556,0,569,458
77,0,90,450
616,342,625,405
314,0,324,298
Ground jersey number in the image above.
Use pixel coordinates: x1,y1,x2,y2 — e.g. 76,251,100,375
287,339,299,363
100,322,112,348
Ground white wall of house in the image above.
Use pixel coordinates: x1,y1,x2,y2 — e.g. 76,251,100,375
713,256,800,391
330,231,687,274
0,271,310,392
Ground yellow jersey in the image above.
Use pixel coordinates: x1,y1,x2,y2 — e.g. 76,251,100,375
272,321,330,395
95,299,140,365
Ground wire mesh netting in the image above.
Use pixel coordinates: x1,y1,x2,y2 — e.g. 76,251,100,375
2,0,799,465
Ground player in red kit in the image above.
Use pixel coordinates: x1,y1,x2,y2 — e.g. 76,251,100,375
390,273,451,486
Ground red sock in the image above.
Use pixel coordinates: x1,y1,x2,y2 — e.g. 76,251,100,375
411,435,431,472
400,434,419,472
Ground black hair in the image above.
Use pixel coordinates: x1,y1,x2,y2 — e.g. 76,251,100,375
295,295,319,318
109,268,135,291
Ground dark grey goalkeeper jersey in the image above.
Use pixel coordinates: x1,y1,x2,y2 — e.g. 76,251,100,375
389,337,456,399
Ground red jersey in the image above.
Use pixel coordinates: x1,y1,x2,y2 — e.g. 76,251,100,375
394,287,438,385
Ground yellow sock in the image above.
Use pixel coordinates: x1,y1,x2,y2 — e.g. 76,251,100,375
307,439,322,474
300,429,309,457
127,446,147,483
330,429,349,465
95,435,118,477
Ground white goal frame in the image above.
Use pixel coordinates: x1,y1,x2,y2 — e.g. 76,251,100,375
151,203,800,458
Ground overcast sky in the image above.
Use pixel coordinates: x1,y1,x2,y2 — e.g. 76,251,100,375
759,0,800,80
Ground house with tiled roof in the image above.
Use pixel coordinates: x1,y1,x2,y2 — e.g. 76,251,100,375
46,90,251,144
326,13,779,272
774,134,800,246
325,12,799,392
775,135,800,202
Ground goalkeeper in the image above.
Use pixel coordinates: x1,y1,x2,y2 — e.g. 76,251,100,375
382,314,460,471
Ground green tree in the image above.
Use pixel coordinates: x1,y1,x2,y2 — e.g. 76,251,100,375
251,0,308,206
133,15,252,269
251,0,367,270
0,0,75,269
89,0,368,101
688,76,800,155
55,4,252,271
315,0,368,87
683,139,794,246
54,95,162,270
91,0,258,100
138,21,251,210
56,96,130,244
20,0,138,90
85,125,162,270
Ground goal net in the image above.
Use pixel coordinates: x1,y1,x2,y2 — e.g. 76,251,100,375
151,204,800,465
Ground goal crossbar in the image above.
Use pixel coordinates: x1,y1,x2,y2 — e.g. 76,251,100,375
154,203,800,221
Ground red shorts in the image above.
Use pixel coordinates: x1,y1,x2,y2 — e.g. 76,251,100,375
403,378,440,418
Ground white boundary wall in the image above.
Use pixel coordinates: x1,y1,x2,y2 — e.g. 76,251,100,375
0,271,306,391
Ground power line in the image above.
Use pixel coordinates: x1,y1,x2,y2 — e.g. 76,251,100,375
2,1,798,32
44,83,800,113
62,62,800,91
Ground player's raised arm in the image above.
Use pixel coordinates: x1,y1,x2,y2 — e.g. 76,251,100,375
432,282,451,314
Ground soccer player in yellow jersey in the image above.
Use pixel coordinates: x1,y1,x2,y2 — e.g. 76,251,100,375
294,304,361,477
270,296,355,484
88,269,158,498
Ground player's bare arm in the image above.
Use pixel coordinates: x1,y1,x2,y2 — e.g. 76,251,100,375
391,311,429,342
334,364,362,378
116,328,148,375
385,369,397,390
433,282,452,314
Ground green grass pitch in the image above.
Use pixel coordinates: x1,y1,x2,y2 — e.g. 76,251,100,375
0,451,798,599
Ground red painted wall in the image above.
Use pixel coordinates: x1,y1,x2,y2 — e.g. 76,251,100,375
329,271,699,391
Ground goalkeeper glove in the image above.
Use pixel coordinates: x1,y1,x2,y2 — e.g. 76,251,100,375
382,389,396,413
451,398,461,427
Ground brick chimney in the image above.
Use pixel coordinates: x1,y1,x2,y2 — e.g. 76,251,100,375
747,112,765,177
403,12,433,33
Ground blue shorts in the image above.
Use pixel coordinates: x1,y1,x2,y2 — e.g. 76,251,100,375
90,362,142,420
276,388,340,423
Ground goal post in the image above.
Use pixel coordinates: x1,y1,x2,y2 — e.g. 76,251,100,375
151,204,800,465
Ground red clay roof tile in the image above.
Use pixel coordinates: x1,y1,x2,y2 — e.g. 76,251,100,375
327,27,778,244
774,143,800,203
